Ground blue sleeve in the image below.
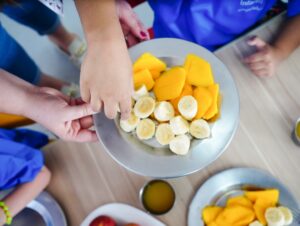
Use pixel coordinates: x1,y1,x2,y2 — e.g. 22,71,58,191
0,139,44,190
287,0,300,17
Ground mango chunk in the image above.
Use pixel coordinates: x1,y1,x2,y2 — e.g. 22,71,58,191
184,54,214,87
202,206,223,225
215,205,255,226
203,84,219,120
153,67,186,101
207,222,219,226
226,196,253,209
245,189,279,205
133,53,166,79
193,86,213,119
150,69,162,80
133,69,155,91
170,83,193,111
253,198,275,225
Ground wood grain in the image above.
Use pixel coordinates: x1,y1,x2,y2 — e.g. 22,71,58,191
43,14,300,226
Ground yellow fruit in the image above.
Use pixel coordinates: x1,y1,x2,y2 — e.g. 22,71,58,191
253,198,275,225
184,54,214,87
193,86,213,119
170,83,193,111
202,206,223,225
133,69,155,91
245,189,279,205
133,52,166,79
209,94,222,122
226,196,253,209
215,205,255,226
153,67,186,101
203,84,219,120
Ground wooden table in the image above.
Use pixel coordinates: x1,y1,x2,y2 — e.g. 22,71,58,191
43,14,300,226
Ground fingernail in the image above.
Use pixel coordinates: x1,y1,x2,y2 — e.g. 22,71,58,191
140,31,147,38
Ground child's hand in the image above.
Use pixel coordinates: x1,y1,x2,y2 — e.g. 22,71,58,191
26,87,98,142
244,36,283,77
116,0,150,47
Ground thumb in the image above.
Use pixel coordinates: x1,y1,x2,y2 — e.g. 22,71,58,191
64,103,96,121
247,36,266,50
123,10,149,40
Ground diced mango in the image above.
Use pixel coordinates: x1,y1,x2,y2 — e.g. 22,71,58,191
203,84,219,120
226,196,253,209
202,206,223,225
193,86,213,119
215,205,255,226
253,198,275,225
209,94,222,122
207,222,219,226
153,67,186,101
170,83,193,111
245,189,279,205
133,69,155,91
133,52,166,79
150,69,162,80
184,54,214,87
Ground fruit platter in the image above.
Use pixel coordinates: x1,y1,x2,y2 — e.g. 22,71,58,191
188,168,300,226
94,38,239,178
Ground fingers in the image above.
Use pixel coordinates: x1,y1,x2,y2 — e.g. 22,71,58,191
80,80,91,103
126,33,139,47
244,49,268,64
90,94,102,112
252,69,269,77
119,97,132,120
39,87,70,102
104,100,119,119
247,61,269,71
65,103,95,121
73,129,98,142
247,36,267,50
79,116,94,129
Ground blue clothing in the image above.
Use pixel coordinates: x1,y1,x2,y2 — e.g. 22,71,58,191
0,128,48,190
0,0,60,84
148,0,300,50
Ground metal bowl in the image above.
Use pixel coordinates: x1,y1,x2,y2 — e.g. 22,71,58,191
188,167,300,226
0,191,67,226
94,38,239,178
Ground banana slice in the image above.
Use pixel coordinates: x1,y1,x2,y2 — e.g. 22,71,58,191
265,207,285,226
134,96,156,118
278,206,293,225
249,220,263,226
170,116,189,135
154,101,175,122
132,85,149,101
169,134,190,155
190,119,211,139
178,95,198,120
120,112,140,132
136,118,156,140
155,123,175,145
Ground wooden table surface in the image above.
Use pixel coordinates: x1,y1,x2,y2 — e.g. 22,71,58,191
43,14,300,226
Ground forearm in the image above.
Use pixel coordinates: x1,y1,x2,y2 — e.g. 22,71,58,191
273,15,300,60
0,167,50,225
75,0,125,45
0,70,36,116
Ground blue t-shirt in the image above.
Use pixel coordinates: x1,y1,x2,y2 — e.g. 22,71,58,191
148,0,300,50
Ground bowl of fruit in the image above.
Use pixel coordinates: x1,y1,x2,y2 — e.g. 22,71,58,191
94,38,239,178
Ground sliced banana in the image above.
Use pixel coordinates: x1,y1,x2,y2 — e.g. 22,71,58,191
170,116,189,135
154,101,175,122
132,85,149,101
265,207,285,226
190,119,211,139
178,95,198,120
249,220,263,226
278,206,293,225
155,123,175,145
120,112,140,132
136,118,156,140
169,134,190,155
133,96,155,118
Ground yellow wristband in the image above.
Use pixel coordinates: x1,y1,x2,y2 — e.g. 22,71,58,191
0,201,12,225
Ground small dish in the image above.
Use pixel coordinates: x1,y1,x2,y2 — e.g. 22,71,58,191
139,180,176,215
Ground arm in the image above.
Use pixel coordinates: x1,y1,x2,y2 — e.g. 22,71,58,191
244,15,300,77
0,167,50,226
75,0,146,119
0,69,97,142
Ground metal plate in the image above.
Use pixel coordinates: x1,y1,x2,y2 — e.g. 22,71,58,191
188,167,300,226
1,191,67,226
94,38,239,178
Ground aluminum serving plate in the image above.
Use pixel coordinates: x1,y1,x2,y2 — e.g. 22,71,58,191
0,191,66,226
94,38,239,178
188,167,300,226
